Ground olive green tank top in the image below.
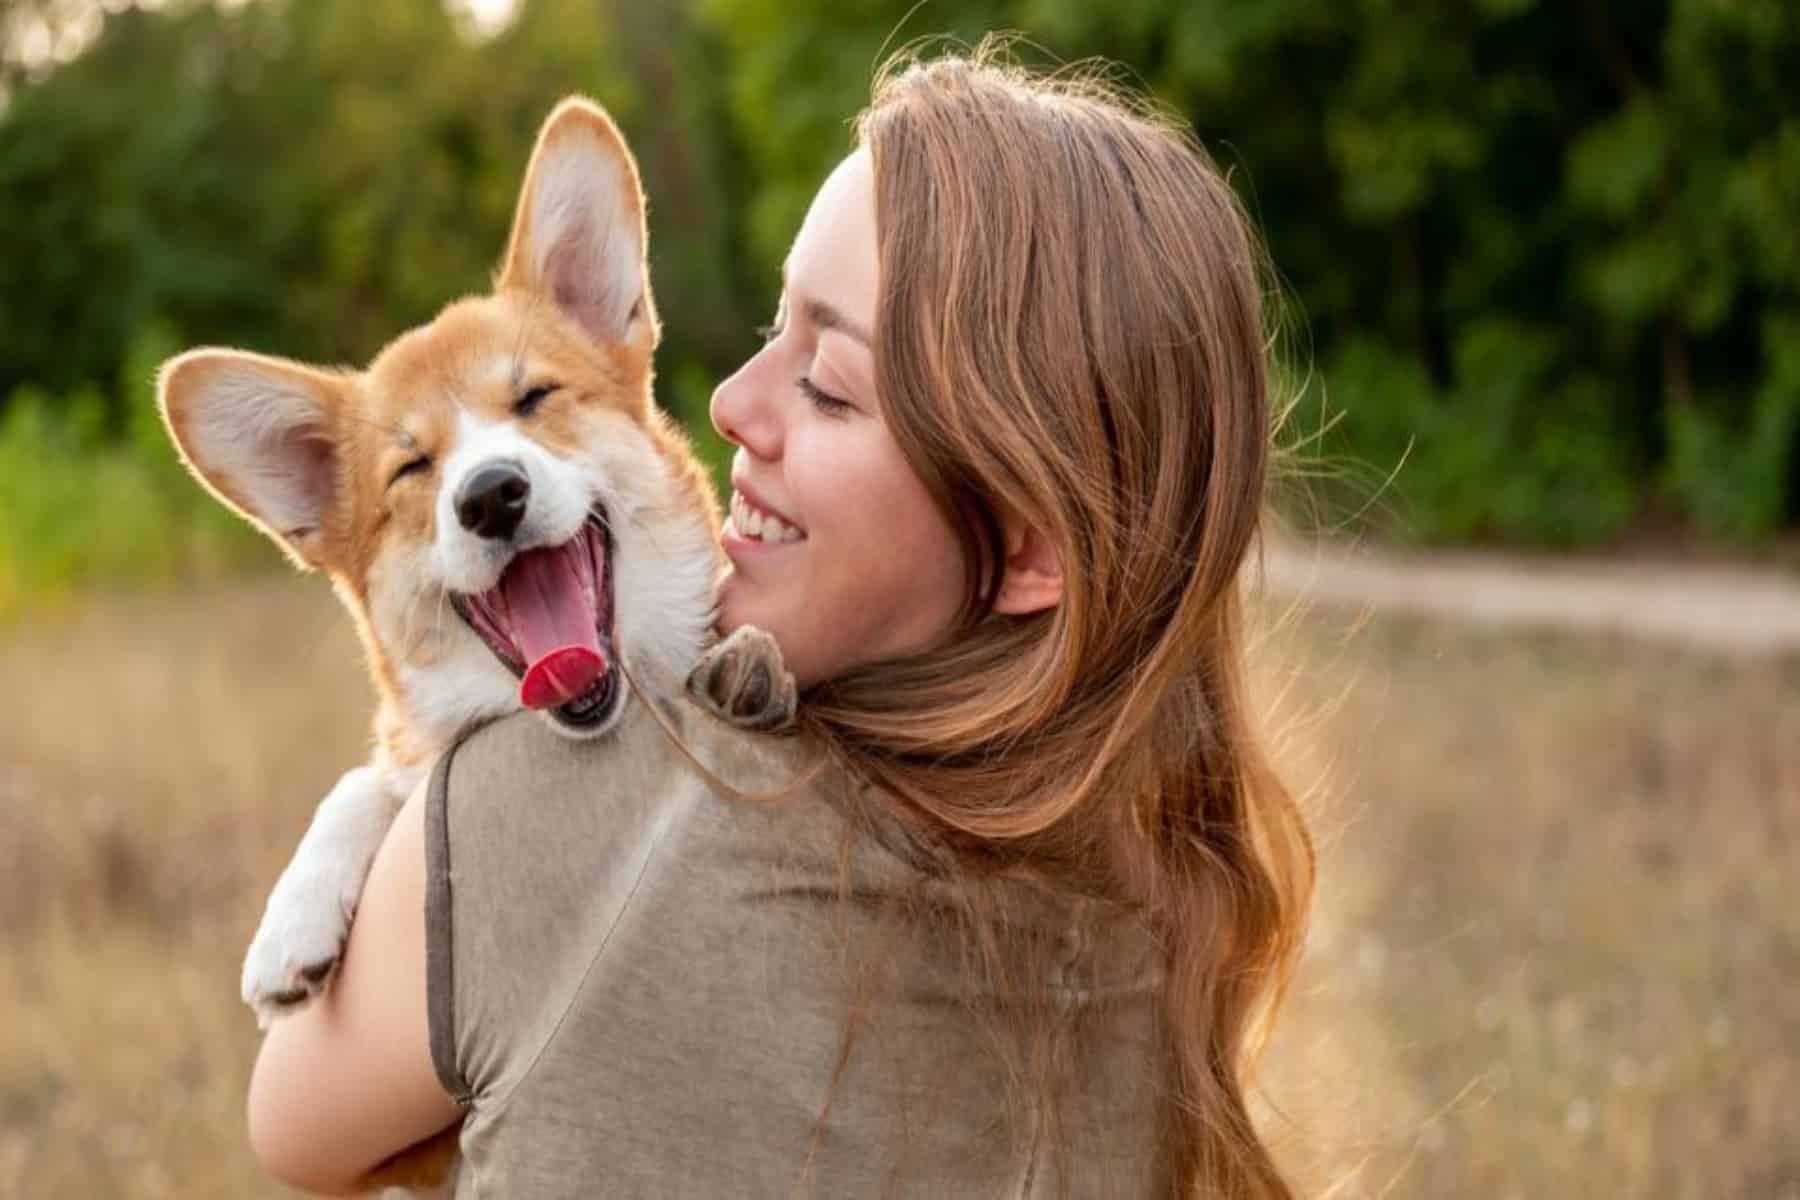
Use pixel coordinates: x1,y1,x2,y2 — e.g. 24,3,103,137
425,702,1161,1198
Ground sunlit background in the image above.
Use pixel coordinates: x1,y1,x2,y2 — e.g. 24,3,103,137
1,1,1795,1196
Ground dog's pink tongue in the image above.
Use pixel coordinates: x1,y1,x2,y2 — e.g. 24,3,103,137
500,544,605,710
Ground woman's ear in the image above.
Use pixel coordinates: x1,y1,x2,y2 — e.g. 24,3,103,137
992,515,1063,616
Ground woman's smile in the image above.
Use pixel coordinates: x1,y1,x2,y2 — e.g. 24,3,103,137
723,481,806,547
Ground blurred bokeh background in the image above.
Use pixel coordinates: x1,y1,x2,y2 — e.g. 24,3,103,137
1,1,1795,1196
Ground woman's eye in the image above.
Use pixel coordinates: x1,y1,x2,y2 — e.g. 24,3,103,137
756,322,782,345
390,456,432,488
514,384,558,418
798,376,852,417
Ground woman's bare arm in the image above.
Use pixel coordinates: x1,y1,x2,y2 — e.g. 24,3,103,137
246,777,463,1193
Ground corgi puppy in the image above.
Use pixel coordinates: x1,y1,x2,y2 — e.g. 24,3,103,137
157,97,792,1192
160,94,719,1018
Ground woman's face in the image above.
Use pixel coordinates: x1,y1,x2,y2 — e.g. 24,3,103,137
711,149,966,689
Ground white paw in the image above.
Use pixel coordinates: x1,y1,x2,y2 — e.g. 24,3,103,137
240,865,359,1028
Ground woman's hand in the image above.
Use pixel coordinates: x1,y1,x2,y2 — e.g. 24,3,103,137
246,778,463,1193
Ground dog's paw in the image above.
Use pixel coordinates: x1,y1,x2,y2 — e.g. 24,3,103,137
686,625,796,732
240,872,356,1029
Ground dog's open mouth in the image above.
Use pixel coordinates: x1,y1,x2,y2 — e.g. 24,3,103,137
450,511,619,730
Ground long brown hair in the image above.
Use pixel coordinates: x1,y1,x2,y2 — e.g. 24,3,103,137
795,44,1315,1198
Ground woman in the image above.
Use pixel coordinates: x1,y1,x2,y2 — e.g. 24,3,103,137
248,48,1314,1198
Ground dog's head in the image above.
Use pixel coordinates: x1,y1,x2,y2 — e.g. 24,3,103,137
158,99,721,751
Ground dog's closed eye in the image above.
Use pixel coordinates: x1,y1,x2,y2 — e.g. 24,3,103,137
514,383,560,418
389,455,432,488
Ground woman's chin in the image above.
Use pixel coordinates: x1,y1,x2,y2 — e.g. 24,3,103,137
717,580,784,651
714,571,755,633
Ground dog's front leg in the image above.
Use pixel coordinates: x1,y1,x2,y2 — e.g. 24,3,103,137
241,764,412,1028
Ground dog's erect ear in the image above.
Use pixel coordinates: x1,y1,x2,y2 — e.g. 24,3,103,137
498,97,655,346
157,349,345,571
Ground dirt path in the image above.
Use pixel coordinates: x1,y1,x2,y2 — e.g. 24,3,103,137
1260,539,1800,655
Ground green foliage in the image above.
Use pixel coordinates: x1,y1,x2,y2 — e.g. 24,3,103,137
0,323,273,619
0,0,751,424
1,0,1797,611
1319,327,1636,544
1665,314,1800,540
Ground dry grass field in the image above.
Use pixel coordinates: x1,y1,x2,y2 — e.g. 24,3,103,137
0,574,1794,1197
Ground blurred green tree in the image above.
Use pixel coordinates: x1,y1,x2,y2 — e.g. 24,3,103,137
0,0,750,442
1,0,1796,557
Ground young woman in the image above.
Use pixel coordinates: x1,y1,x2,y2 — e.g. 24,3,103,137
248,48,1314,1198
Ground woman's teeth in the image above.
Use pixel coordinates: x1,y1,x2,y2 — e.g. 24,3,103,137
731,491,804,544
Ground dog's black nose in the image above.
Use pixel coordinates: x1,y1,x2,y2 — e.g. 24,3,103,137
456,462,530,541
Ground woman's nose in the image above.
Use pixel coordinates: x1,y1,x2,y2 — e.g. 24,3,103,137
710,354,782,462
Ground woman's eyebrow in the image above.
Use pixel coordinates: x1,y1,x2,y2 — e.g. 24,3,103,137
803,298,872,348
779,264,872,348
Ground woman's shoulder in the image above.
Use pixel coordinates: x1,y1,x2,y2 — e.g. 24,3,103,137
432,695,814,826
429,700,924,897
